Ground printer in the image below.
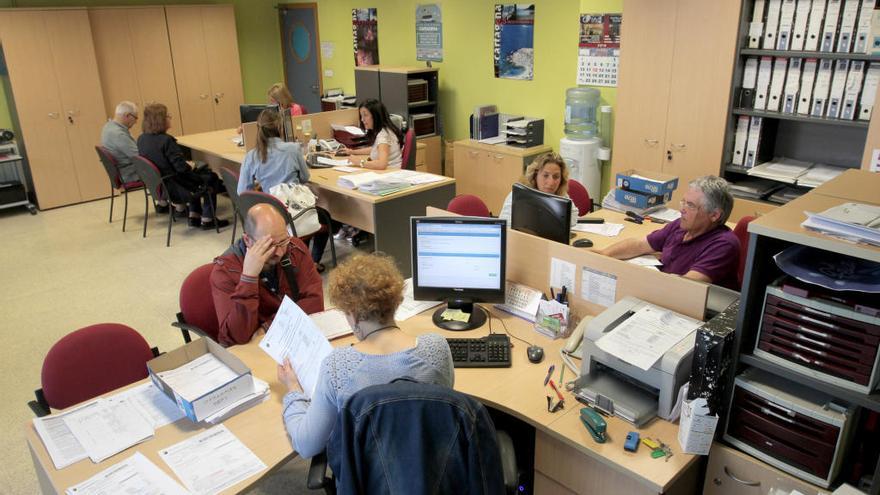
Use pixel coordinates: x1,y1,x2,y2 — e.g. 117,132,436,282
574,297,700,427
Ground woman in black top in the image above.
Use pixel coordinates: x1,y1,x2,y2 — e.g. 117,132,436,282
137,103,228,229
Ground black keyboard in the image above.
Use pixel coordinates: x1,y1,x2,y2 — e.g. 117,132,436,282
447,334,512,368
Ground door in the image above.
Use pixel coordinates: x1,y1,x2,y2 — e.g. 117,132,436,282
279,4,323,113
202,5,245,129
166,6,214,134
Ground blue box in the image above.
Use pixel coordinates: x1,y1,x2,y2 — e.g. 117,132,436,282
616,169,679,196
614,187,672,209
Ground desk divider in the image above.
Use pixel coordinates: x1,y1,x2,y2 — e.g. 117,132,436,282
291,108,360,142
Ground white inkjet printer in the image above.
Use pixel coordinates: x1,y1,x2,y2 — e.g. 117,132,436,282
573,296,701,427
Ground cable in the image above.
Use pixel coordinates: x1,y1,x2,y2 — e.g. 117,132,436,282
481,304,532,347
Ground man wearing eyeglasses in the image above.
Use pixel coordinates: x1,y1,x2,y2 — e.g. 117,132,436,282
211,204,325,346
100,101,141,184
596,176,740,290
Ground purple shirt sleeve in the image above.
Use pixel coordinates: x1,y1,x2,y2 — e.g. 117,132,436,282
689,235,741,284
646,219,679,252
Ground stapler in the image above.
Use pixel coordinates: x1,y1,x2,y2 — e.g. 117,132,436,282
580,407,607,443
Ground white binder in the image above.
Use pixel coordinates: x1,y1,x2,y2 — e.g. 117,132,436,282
836,0,860,52
842,60,866,119
777,0,797,50
750,0,767,48
821,0,843,51
853,0,875,53
797,58,819,114
783,58,804,113
743,57,760,89
811,58,834,116
858,63,880,120
827,59,851,118
768,57,789,112
790,0,813,50
804,0,828,51
765,0,784,49
732,116,751,166
745,117,764,169
755,57,775,110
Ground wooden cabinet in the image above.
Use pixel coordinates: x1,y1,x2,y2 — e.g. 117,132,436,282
704,444,829,495
0,8,107,209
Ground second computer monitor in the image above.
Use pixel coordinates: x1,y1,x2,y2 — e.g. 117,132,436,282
510,182,572,244
239,104,278,124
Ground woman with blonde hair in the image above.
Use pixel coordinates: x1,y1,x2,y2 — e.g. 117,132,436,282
498,152,580,228
268,82,306,116
277,253,454,458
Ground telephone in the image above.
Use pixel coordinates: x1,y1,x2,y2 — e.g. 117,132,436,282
560,316,591,377
496,282,543,321
318,139,342,152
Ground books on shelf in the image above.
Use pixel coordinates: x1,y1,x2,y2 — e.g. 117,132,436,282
728,177,786,200
767,186,808,204
747,157,813,183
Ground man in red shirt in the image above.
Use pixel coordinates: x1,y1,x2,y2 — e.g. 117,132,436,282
211,204,324,346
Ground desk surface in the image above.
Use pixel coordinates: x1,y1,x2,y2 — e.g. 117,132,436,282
26,305,696,494
573,208,662,251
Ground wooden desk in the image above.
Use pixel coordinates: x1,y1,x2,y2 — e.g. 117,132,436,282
176,129,451,277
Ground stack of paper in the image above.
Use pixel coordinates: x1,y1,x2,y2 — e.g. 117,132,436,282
358,179,413,195
337,171,384,189
395,278,443,321
65,453,188,495
572,222,625,237
203,378,270,425
330,123,365,137
767,186,807,204
316,156,351,167
747,158,813,184
797,164,848,188
802,202,880,246
62,399,154,463
728,178,785,200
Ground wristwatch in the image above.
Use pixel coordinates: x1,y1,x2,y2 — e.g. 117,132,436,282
360,159,366,167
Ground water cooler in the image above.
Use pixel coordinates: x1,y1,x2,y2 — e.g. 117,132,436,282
560,88,610,202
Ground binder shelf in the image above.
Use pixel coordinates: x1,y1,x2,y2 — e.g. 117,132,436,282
740,48,880,62
732,108,870,128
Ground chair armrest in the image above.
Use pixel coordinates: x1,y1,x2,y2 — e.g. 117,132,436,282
307,451,334,492
29,389,50,417
172,313,209,344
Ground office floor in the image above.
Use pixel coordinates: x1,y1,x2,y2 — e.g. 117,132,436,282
0,194,364,494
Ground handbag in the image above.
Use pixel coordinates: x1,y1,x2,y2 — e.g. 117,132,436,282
269,182,321,237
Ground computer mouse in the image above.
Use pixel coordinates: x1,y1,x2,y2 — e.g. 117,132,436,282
527,345,545,363
572,238,593,248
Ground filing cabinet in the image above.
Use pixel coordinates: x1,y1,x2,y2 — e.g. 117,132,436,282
704,443,829,495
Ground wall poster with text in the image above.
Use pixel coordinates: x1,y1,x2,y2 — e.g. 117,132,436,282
577,13,621,87
494,4,535,80
416,4,443,62
353,8,379,66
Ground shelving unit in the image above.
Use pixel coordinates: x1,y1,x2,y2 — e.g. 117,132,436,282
0,141,36,214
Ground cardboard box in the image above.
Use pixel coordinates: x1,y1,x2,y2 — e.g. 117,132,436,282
614,187,673,209
148,338,253,423
616,169,679,196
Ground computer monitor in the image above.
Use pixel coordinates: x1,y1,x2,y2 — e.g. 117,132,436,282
239,104,278,124
411,216,507,331
510,182,572,244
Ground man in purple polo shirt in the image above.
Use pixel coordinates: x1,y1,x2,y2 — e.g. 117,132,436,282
596,176,741,290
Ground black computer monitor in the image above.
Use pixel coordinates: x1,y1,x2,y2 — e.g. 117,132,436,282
239,104,278,124
411,216,507,331
510,182,572,244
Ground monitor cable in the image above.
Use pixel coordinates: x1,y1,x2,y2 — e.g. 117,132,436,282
482,304,533,348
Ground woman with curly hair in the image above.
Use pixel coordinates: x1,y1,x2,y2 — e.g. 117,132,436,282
277,253,454,458
498,152,580,228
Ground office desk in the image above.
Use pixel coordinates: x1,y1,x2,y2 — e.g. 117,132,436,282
573,208,663,251
176,129,452,277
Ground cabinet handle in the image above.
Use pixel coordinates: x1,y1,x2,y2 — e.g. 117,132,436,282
199,94,209,100
723,466,760,487
48,112,60,119
670,143,687,151
644,139,659,146
492,154,504,161
468,151,480,158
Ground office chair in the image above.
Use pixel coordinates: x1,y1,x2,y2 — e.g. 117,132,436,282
95,146,146,233
28,323,159,417
733,215,757,289
219,167,244,245
401,128,417,171
173,263,221,344
447,194,491,217
567,179,593,214
308,380,515,495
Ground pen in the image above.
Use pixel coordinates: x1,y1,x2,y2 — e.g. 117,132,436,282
559,365,565,384
549,380,565,401
544,365,555,386
560,286,567,304
550,287,555,301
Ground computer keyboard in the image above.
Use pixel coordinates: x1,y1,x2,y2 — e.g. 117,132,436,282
447,334,512,368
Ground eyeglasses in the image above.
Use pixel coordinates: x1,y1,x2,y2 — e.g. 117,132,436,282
126,113,138,120
270,238,290,250
679,199,702,211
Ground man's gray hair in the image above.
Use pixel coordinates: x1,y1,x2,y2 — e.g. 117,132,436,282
114,101,138,117
689,175,734,225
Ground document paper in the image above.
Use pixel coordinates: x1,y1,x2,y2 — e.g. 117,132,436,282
110,382,185,429
395,278,443,321
33,403,92,469
596,305,701,371
159,424,266,495
259,295,333,398
580,267,617,308
156,353,240,403
63,398,155,463
571,222,624,237
309,308,354,340
65,452,188,495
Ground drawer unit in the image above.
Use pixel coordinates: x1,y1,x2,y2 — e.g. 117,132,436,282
704,443,829,495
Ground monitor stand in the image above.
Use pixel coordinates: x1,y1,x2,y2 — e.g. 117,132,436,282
431,300,488,331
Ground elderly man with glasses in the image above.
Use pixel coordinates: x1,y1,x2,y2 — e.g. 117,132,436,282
211,204,324,346
100,101,142,184
596,175,741,290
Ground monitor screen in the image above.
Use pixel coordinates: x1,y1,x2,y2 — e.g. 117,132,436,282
240,104,278,124
510,183,572,244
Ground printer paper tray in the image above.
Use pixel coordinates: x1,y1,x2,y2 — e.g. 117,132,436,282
576,372,658,428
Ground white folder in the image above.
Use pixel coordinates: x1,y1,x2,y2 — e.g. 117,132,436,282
777,0,797,49
797,58,819,114
743,57,760,89
842,60,866,119
804,0,828,51
750,0,768,48
821,0,843,51
745,117,764,169
765,0,784,49
755,56,775,110
872,10,880,56
811,58,834,116
836,0,860,52
768,57,789,112
858,63,880,120
827,59,851,117
853,0,875,53
732,116,751,166
783,58,804,113
790,0,813,50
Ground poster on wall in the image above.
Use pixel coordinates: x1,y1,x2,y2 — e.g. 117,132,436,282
353,8,379,66
576,13,621,87
494,4,535,80
416,4,443,62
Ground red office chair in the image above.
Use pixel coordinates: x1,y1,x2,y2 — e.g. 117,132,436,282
447,195,491,217
173,263,221,344
401,129,417,171
567,179,593,215
29,323,158,416
733,215,757,289
95,146,146,233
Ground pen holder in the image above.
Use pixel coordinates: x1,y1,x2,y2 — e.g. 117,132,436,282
534,300,569,339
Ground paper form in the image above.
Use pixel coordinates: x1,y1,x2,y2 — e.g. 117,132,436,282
571,222,624,237
259,296,333,398
110,382,185,429
596,305,701,371
65,452,189,495
309,308,354,340
316,156,351,167
159,425,266,495
394,278,443,321
156,354,240,403
626,255,663,267
63,398,154,463
202,378,270,425
33,402,93,469
333,166,361,173
580,267,617,307
550,258,576,292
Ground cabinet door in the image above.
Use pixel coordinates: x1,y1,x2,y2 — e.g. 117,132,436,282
201,5,245,130
166,6,214,135
45,9,110,202
89,8,141,123
611,0,677,176
662,0,741,202
861,81,880,170
485,151,522,216
0,11,79,209
453,143,483,201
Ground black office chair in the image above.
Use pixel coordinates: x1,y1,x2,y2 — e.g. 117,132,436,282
219,167,244,245
308,380,516,495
